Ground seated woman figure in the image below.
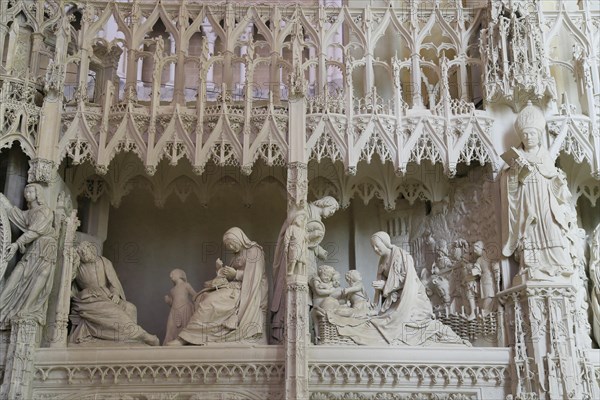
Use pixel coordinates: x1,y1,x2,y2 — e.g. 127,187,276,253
168,227,268,345
70,242,159,346
327,232,467,346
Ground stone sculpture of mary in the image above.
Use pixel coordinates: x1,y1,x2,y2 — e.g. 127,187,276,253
327,231,467,346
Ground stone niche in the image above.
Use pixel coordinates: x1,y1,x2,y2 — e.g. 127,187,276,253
66,156,288,342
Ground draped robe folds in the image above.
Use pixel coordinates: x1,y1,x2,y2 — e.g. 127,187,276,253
0,204,56,325
327,246,466,346
502,146,573,280
178,245,267,345
70,257,146,344
271,204,324,342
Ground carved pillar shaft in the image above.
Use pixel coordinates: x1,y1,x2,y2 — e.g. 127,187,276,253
284,91,309,399
30,20,69,184
0,24,7,68
0,329,8,382
77,47,91,101
0,318,40,400
125,44,139,98
270,52,280,103
30,33,44,77
500,283,600,400
46,211,80,348
285,274,309,400
202,24,216,91
411,53,423,108
173,40,186,105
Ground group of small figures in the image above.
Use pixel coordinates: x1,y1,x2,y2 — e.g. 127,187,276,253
421,238,501,320
310,266,375,342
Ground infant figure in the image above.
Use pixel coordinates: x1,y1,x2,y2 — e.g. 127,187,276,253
335,270,373,318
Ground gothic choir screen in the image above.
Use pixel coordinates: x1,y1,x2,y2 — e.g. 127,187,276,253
0,0,599,399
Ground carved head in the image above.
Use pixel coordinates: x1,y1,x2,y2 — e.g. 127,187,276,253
473,240,485,257
170,268,187,283
515,102,545,150
370,231,393,257
222,227,259,253
317,265,337,283
312,196,340,219
345,269,362,284
77,241,99,263
24,183,45,205
436,239,449,255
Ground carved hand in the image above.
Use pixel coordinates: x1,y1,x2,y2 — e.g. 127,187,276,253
514,155,529,169
316,246,328,260
222,266,237,280
6,243,18,261
372,280,385,290
110,293,120,304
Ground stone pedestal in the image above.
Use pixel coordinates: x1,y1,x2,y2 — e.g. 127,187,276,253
0,318,41,400
499,282,599,400
285,273,309,400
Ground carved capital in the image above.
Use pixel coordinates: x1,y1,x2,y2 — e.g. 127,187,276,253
193,165,206,175
43,60,66,97
241,165,253,176
145,165,157,176
27,159,57,184
289,64,307,99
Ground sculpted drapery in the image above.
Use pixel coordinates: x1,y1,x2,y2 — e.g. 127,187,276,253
502,102,573,281
69,242,159,346
175,227,267,345
0,184,57,326
328,232,466,346
270,196,339,343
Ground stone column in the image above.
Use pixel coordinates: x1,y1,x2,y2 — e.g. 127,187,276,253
285,271,309,400
0,318,39,400
29,17,69,184
29,33,45,78
45,210,80,348
202,22,216,93
500,283,600,400
0,24,7,67
284,80,309,400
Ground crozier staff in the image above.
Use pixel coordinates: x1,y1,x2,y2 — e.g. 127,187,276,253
501,102,573,281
